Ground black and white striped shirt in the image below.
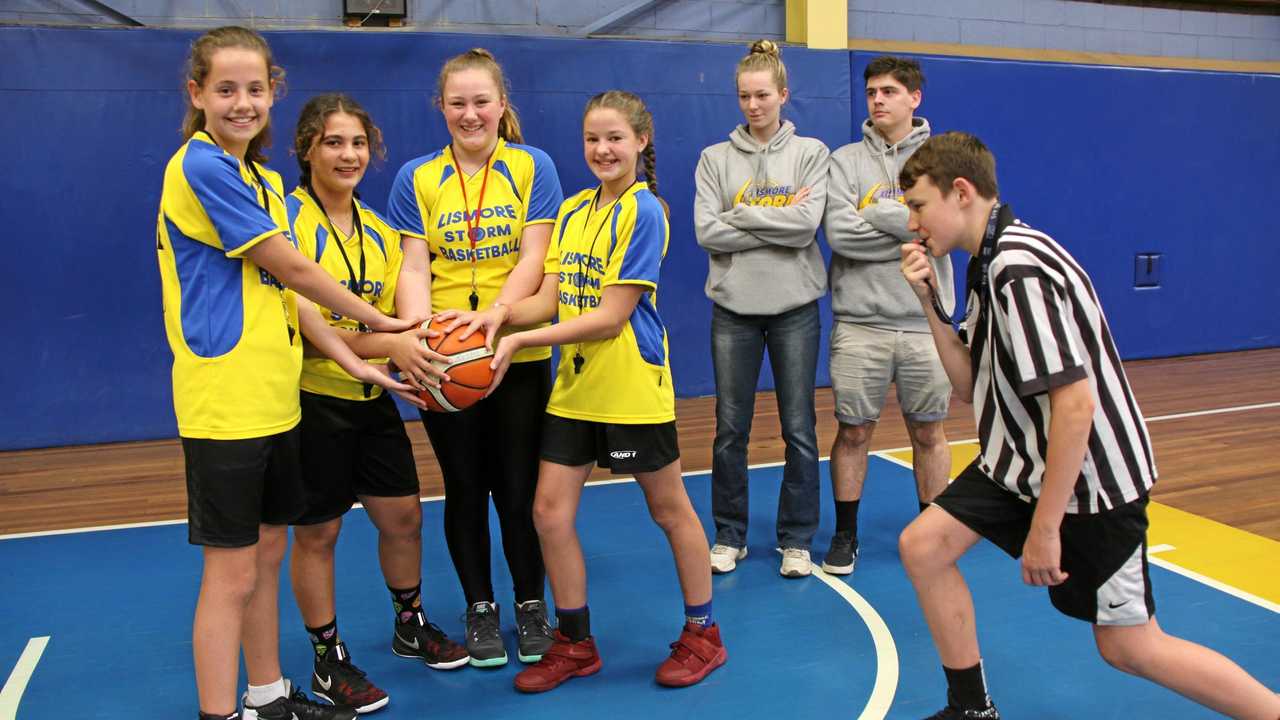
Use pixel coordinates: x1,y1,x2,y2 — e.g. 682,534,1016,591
962,206,1157,514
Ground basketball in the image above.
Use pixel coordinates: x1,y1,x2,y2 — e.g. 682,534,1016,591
417,317,495,412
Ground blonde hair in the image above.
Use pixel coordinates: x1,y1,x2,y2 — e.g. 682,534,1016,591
181,26,285,164
735,39,787,93
583,90,662,206
436,48,523,144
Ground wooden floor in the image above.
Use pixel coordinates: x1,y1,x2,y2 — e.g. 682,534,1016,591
2,349,1278,540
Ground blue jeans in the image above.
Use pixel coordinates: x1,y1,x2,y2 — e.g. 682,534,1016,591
710,301,820,551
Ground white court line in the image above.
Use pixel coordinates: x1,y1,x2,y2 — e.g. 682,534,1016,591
0,636,49,720
6,399,1275,541
871,399,1280,457
874,460,1280,617
811,568,899,719
1148,557,1280,615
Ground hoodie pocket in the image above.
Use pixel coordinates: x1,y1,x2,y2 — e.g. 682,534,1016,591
706,252,735,293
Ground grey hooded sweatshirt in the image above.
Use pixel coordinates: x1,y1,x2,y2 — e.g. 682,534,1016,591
694,120,830,316
824,117,953,333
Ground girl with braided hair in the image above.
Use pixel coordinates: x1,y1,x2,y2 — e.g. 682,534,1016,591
489,90,727,693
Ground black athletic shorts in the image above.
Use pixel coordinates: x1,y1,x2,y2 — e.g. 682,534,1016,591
294,391,420,526
540,414,679,475
933,459,1155,626
183,426,306,547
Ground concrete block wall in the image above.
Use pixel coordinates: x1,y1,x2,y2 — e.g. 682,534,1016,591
2,0,1277,62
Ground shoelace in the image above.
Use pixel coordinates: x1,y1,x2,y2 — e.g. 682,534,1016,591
466,607,501,641
517,605,552,639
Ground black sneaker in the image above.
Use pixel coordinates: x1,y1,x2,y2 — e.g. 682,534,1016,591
312,641,389,714
391,611,469,670
465,601,508,667
821,531,859,575
242,680,357,720
923,692,1001,719
514,599,555,663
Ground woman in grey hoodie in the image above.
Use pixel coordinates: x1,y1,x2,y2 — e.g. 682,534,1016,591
693,40,830,579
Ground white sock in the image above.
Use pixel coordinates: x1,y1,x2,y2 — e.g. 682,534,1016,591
245,677,288,707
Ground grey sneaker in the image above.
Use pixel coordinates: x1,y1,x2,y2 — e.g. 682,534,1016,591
464,601,508,668
820,531,859,575
514,599,555,663
709,544,747,574
779,547,812,578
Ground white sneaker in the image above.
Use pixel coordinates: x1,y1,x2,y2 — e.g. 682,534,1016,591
779,547,812,578
709,544,747,574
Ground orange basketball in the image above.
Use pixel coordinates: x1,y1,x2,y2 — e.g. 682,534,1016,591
417,318,495,412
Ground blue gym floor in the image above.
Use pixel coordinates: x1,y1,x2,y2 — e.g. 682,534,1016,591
1,457,1276,718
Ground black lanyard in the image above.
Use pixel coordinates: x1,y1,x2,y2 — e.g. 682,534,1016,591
306,187,367,307
571,188,623,374
929,201,1002,327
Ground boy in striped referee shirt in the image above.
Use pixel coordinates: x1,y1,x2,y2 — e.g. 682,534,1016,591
895,132,1279,720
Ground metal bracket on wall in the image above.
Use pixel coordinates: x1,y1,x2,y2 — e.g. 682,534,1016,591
68,0,144,26
580,0,670,37
1135,253,1162,288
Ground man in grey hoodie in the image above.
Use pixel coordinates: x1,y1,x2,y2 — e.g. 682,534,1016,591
819,56,954,575
694,41,830,579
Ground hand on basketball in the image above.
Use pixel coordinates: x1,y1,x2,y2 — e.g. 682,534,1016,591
387,325,450,390
900,243,935,302
1021,524,1069,587
788,186,812,206
486,334,522,397
351,362,428,409
441,305,508,352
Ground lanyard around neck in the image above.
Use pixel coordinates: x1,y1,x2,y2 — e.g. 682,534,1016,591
571,187,624,374
452,146,494,311
307,186,366,302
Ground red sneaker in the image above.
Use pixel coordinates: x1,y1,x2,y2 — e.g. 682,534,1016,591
655,622,727,687
513,631,602,693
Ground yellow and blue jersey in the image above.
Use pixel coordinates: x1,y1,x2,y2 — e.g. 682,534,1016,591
386,137,563,363
155,130,301,440
543,182,674,424
287,188,403,401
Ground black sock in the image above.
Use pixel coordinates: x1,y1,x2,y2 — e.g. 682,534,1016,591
389,583,423,624
556,605,590,642
943,661,991,709
919,501,931,514
198,713,239,720
835,500,860,536
306,618,339,662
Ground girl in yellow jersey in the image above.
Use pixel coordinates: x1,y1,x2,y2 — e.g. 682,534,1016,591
283,94,469,714
386,48,563,667
156,27,413,720
489,91,726,694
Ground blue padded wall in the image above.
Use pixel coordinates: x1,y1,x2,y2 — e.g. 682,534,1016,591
0,26,1275,449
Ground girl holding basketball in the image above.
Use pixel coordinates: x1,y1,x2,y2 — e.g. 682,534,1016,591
157,27,414,720
284,93,469,714
489,91,726,693
386,48,564,668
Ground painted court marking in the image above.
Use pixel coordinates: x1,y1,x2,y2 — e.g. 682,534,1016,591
811,568,900,719
0,636,49,720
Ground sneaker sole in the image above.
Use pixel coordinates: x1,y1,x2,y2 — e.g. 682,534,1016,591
316,691,390,714
655,646,728,688
517,651,545,663
514,657,603,693
820,560,854,575
710,548,747,574
392,647,471,670
469,653,509,668
780,566,812,578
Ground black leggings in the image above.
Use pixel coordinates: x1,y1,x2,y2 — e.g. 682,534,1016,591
420,359,549,606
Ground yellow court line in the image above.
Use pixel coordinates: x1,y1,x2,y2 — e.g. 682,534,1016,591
880,442,1280,610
